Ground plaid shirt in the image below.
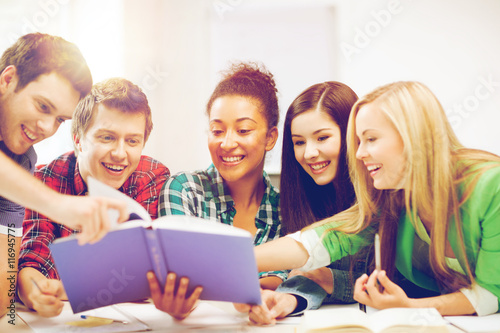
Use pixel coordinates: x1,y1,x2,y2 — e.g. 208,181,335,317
19,151,169,279
158,164,287,281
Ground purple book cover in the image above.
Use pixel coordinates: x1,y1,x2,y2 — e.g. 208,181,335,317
50,217,262,313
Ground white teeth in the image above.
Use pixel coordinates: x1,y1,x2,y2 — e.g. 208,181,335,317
367,164,382,172
23,126,37,140
104,163,125,171
222,156,243,163
310,161,329,170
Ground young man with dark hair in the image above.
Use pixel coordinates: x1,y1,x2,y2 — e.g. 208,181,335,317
0,33,128,318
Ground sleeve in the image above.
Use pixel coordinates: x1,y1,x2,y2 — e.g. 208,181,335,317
0,146,36,233
465,166,500,314
276,275,327,316
158,175,198,217
258,269,288,282
460,283,498,316
274,250,369,316
18,209,61,279
0,196,25,235
286,229,332,271
323,252,368,304
133,160,169,220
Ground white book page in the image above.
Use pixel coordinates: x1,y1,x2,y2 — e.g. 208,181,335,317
445,313,500,333
301,307,369,331
87,176,152,225
369,308,447,332
154,215,252,238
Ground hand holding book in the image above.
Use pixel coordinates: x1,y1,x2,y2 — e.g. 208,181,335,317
50,177,262,313
147,271,203,320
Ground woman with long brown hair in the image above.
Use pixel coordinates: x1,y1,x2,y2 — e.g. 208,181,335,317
254,81,500,319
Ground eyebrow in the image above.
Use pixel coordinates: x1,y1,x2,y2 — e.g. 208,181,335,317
291,128,334,137
35,95,57,111
361,129,378,136
210,117,258,124
35,95,73,121
94,129,143,137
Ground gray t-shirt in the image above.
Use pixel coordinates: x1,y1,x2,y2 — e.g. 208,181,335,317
0,141,37,236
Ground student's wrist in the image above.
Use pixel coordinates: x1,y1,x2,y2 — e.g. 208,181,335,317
16,268,34,309
402,296,416,308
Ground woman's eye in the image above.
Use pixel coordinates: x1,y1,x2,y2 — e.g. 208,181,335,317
56,117,65,124
238,129,251,134
318,136,330,142
211,130,223,136
293,140,305,146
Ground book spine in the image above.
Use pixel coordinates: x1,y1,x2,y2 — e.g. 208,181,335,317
144,229,168,288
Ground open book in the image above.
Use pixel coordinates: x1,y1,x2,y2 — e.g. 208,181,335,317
50,177,262,313
300,307,448,333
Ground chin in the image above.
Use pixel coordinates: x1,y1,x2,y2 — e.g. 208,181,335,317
312,174,335,186
314,179,331,186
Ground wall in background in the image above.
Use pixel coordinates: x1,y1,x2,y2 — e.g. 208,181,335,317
1,0,499,178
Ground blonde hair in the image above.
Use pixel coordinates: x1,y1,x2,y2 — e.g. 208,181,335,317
312,81,500,292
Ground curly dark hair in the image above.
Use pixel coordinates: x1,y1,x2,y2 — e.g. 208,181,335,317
206,62,279,129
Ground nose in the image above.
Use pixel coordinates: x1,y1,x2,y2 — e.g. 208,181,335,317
356,142,367,160
37,116,59,137
220,130,238,150
303,142,319,160
111,140,127,160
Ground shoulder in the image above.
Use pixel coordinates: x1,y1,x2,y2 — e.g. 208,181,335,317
459,162,500,220
34,151,76,181
465,162,500,196
123,155,170,191
133,155,170,178
262,170,280,201
166,168,212,192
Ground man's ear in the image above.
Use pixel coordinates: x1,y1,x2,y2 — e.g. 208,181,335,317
0,65,17,94
265,126,279,152
74,135,83,153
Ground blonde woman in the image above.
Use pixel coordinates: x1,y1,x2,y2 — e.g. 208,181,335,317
252,81,500,321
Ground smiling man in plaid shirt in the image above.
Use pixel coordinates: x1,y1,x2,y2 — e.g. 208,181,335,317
16,78,169,317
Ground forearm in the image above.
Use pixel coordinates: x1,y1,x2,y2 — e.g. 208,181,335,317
259,276,283,290
17,268,48,310
256,237,309,272
409,291,475,316
0,152,62,221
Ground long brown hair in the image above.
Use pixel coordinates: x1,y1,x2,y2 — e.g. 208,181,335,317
280,82,357,235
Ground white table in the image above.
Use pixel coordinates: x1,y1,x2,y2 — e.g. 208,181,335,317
1,300,466,332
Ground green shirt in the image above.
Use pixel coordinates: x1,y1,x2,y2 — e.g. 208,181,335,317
307,162,500,312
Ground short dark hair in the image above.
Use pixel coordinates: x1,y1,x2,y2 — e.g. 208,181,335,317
280,81,358,235
71,78,153,152
206,62,279,129
0,33,92,98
